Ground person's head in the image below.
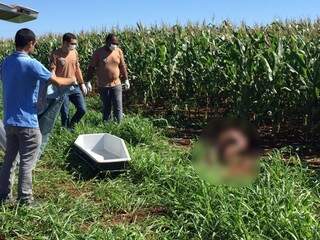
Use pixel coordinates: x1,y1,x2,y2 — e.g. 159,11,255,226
62,33,77,51
105,33,119,51
15,28,36,53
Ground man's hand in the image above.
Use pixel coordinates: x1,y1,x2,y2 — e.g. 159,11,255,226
86,81,93,92
81,83,88,96
124,79,130,90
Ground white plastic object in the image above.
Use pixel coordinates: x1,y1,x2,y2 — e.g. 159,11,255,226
74,133,131,164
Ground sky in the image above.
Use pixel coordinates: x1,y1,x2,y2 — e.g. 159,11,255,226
0,0,319,39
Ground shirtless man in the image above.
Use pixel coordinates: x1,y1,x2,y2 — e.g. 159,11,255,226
86,34,129,123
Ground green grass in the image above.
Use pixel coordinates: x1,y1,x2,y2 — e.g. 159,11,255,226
0,97,320,239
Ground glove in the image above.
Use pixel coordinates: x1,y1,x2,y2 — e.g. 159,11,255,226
81,83,88,96
124,79,130,90
86,81,93,92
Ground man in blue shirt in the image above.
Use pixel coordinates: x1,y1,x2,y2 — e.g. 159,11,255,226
0,28,76,205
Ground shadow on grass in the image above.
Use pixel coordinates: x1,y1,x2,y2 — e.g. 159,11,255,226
65,147,125,181
307,167,320,187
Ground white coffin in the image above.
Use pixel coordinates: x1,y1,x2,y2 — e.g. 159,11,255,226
0,3,38,23
74,133,131,164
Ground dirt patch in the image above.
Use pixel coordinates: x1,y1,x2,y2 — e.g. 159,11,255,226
16,237,32,240
306,158,320,168
169,138,193,149
58,182,92,198
78,206,169,232
35,180,93,200
79,222,93,233
0,234,5,240
104,206,169,226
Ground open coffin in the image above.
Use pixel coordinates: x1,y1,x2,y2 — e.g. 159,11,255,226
73,133,131,171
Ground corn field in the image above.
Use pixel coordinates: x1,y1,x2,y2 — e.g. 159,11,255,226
1,20,320,126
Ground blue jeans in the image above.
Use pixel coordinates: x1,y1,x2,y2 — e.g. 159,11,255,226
60,86,86,128
99,85,123,123
37,96,65,160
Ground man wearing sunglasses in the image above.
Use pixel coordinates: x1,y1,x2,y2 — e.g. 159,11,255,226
48,33,87,130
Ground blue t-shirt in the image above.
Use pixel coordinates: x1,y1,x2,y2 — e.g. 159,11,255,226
0,52,52,128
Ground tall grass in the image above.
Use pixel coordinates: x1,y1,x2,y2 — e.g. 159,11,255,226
0,99,319,239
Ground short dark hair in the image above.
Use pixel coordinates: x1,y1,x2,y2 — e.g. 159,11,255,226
62,33,77,43
106,33,117,43
15,28,36,48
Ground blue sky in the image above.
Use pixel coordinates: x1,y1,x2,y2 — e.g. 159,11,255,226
0,0,319,39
